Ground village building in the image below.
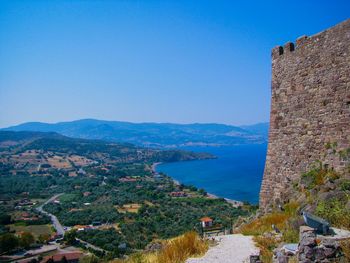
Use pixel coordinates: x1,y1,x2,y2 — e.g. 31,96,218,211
42,252,83,263
83,191,91,197
77,168,86,175
169,191,187,197
200,217,213,228
119,177,138,182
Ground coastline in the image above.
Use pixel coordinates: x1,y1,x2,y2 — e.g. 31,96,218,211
152,162,244,207
151,162,162,173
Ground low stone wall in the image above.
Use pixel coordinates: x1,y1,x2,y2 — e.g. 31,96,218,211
273,226,350,262
298,226,346,262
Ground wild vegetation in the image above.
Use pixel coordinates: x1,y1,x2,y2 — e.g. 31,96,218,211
239,144,350,262
0,131,249,260
239,202,300,262
112,231,209,263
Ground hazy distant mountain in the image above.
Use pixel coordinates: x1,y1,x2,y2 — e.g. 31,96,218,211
3,119,268,147
240,122,269,139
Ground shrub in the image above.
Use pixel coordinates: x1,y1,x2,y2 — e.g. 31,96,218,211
339,148,350,161
340,239,350,262
300,163,340,190
112,231,208,263
284,201,299,217
316,198,350,229
156,231,208,263
0,233,19,253
240,202,302,262
253,235,278,263
240,212,289,236
301,167,327,189
340,180,350,191
282,225,299,243
19,232,35,249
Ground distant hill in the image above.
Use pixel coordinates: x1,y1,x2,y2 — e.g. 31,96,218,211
240,122,269,139
0,130,214,162
3,119,268,147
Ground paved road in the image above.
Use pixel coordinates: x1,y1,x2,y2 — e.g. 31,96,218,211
76,238,106,253
36,193,107,254
36,193,65,236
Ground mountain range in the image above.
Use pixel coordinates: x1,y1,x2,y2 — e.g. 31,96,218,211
2,119,269,148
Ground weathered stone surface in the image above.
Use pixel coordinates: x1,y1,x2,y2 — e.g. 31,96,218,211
249,255,261,263
321,239,337,248
298,226,345,262
144,241,163,252
323,247,336,258
300,226,315,234
276,254,288,263
300,236,317,247
315,248,326,260
303,246,314,259
260,18,350,209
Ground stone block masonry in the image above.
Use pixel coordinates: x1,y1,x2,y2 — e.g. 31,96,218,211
260,19,350,210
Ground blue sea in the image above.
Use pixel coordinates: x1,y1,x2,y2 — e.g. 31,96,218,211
156,144,267,204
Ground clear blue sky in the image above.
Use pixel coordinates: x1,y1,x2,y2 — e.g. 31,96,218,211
0,1,349,128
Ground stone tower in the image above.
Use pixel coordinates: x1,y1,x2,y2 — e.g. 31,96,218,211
260,19,350,210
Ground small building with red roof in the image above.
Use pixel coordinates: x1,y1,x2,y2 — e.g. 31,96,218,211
200,217,213,228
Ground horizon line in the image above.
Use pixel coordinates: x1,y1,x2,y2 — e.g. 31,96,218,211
1,118,270,129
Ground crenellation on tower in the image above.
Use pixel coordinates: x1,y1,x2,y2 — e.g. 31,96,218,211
284,42,295,52
272,46,284,59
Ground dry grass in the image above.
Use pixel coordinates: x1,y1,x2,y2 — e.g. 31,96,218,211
9,224,53,239
156,231,208,263
282,225,299,243
47,155,72,169
340,239,350,261
95,223,121,232
112,231,208,263
68,155,92,166
117,203,142,213
253,235,278,263
240,212,289,236
284,201,299,217
239,202,300,263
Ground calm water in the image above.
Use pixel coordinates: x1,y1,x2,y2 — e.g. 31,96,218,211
157,144,267,204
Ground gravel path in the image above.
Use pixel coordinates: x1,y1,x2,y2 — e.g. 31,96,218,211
186,234,259,263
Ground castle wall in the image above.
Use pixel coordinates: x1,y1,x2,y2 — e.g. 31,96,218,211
260,19,350,209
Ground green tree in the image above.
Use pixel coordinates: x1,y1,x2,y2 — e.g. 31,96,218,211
63,229,77,245
0,214,12,225
38,233,51,244
19,232,35,249
80,255,99,263
0,233,19,253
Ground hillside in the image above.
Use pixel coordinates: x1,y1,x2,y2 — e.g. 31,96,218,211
0,130,250,260
3,119,268,148
0,130,214,162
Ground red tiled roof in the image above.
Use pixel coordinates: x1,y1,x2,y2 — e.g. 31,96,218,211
200,217,213,222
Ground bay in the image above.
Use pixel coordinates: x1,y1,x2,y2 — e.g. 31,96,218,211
156,144,267,204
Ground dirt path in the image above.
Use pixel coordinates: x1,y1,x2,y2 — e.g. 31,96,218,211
186,234,259,263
